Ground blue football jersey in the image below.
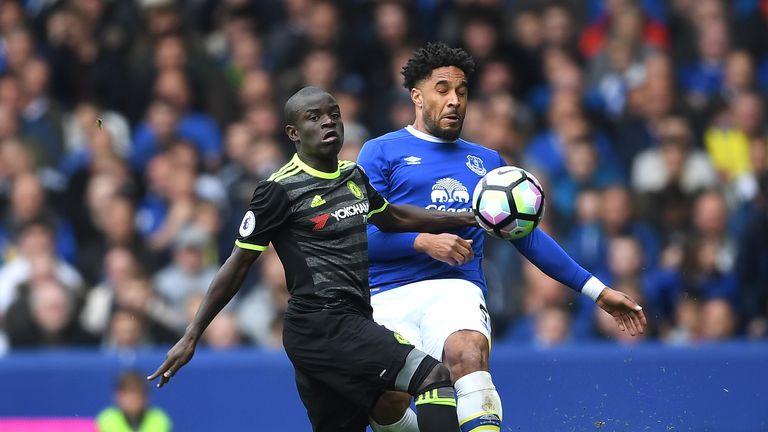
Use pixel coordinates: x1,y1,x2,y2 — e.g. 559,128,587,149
358,126,505,295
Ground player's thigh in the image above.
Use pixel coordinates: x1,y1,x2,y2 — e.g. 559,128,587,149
371,288,424,351
420,280,491,361
294,368,369,432
284,307,414,410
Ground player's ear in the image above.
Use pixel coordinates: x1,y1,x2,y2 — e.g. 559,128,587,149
285,124,299,143
411,87,422,109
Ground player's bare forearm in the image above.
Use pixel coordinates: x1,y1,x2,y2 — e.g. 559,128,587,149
370,204,477,233
185,247,260,340
148,247,261,388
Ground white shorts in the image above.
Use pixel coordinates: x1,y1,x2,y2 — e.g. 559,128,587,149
371,279,491,361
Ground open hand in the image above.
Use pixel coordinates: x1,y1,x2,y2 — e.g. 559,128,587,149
147,335,197,388
414,233,474,266
596,288,647,336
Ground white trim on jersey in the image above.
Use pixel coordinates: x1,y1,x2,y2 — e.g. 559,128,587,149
405,125,453,143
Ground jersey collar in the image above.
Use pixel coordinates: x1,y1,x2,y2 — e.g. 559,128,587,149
405,125,454,143
291,154,341,179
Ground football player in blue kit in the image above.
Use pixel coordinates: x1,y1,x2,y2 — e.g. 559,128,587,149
358,43,647,432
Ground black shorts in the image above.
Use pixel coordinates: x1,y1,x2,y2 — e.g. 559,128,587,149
283,302,415,432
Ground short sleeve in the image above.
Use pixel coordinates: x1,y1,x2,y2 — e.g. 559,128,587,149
235,181,291,251
357,139,390,196
357,167,389,218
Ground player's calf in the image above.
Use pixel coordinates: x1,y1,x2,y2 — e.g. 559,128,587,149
388,348,459,432
444,330,502,432
370,391,418,432
413,361,458,432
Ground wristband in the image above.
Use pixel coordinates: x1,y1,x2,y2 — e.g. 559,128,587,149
581,276,607,301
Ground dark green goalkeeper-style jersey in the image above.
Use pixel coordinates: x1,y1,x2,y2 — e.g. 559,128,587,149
235,154,389,311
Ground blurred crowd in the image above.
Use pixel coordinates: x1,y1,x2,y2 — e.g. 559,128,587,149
0,0,767,355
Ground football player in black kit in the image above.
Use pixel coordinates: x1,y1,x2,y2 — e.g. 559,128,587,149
149,87,478,432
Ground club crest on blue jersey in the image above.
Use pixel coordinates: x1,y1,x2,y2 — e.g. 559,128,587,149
466,155,486,175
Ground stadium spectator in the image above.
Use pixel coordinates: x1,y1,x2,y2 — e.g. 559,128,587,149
579,0,668,60
79,192,161,283
550,135,621,225
80,247,142,336
364,0,414,87
700,298,738,341
665,296,702,345
46,7,127,110
103,307,153,352
533,304,572,348
564,188,604,273
505,261,590,343
705,92,765,202
218,126,286,221
2,26,35,76
0,220,82,315
238,69,275,112
602,234,682,331
153,225,217,314
18,58,65,167
588,36,651,118
631,115,717,194
0,0,766,354
96,371,172,432
722,50,758,102
142,160,198,252
131,69,222,172
59,100,131,176
599,185,662,268
202,309,242,350
614,54,679,173
107,276,179,345
0,171,77,263
525,92,618,182
5,278,93,348
0,2,26,58
183,292,244,350
679,13,730,111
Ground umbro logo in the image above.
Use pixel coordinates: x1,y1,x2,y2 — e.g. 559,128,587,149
310,195,326,208
403,156,421,165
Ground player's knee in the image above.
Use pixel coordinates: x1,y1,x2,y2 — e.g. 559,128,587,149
443,331,489,378
371,391,411,425
395,348,453,396
415,362,452,395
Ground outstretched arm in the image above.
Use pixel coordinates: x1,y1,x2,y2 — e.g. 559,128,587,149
511,228,592,290
148,246,260,388
512,228,647,335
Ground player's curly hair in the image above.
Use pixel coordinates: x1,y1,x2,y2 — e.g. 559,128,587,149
401,42,476,90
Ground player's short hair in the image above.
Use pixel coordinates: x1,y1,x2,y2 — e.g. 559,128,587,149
116,371,148,394
401,42,476,90
284,86,333,125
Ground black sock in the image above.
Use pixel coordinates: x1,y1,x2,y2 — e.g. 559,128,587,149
414,384,459,432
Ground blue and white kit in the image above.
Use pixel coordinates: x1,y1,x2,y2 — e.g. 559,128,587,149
358,125,604,359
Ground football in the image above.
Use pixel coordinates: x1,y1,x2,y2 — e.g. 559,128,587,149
472,166,545,240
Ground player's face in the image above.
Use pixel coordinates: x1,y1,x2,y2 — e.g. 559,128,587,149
414,66,468,141
287,92,344,160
